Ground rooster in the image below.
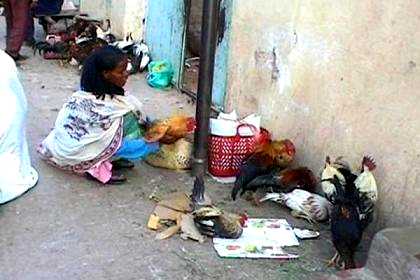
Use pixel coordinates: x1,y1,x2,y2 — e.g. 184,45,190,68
327,175,366,269
129,41,151,74
193,206,248,239
33,41,70,58
260,189,332,223
144,115,196,145
322,156,377,222
245,166,317,194
355,156,377,203
96,19,116,44
68,36,109,66
327,155,378,270
33,17,113,65
354,156,377,225
230,139,296,201
321,156,357,201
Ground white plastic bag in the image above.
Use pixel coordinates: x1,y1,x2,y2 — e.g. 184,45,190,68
210,111,261,137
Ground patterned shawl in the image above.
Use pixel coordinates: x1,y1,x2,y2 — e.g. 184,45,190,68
38,90,144,173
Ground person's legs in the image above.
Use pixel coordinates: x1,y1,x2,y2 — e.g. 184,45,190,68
25,8,35,46
6,0,31,59
4,0,12,40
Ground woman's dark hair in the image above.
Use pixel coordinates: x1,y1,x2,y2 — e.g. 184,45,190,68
81,45,126,99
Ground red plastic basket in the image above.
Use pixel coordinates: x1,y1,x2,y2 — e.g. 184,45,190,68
208,124,271,177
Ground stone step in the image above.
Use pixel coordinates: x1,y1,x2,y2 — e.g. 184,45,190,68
315,227,420,280
365,227,420,280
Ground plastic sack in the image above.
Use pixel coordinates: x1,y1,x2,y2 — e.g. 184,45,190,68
210,111,261,137
147,60,174,89
114,138,159,161
146,139,192,170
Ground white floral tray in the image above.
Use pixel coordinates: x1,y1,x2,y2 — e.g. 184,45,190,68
213,219,300,259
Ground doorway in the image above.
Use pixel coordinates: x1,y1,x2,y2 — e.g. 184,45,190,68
145,0,232,111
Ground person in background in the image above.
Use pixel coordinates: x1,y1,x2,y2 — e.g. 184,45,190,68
0,50,38,204
38,46,159,184
25,0,65,46
24,5,36,47
3,0,38,61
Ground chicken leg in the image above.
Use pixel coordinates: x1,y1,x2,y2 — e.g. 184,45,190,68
243,192,261,206
290,210,315,224
326,251,340,267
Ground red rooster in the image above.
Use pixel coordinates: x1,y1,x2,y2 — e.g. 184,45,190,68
231,139,296,201
144,116,196,144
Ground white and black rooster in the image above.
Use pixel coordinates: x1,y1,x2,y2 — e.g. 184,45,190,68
321,156,378,269
321,155,378,220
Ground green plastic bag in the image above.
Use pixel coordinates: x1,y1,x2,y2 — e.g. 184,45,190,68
147,60,174,89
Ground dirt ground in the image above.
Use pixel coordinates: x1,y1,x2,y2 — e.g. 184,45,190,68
0,18,370,280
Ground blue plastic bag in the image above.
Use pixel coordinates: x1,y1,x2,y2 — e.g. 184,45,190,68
114,138,159,161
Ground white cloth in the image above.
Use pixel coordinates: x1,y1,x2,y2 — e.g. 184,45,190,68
38,90,144,172
0,50,38,204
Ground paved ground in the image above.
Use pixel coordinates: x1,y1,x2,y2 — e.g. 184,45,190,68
0,19,370,280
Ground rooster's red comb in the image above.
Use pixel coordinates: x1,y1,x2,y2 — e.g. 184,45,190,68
283,139,296,156
362,156,376,171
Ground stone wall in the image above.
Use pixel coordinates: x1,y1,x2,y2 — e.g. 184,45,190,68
79,0,146,40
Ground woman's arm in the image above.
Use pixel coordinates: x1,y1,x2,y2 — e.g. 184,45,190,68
123,94,145,122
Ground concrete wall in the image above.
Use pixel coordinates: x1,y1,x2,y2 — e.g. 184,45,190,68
79,0,146,40
225,0,420,228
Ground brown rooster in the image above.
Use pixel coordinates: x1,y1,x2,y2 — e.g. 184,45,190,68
68,38,108,66
231,139,296,201
144,115,196,145
193,206,248,239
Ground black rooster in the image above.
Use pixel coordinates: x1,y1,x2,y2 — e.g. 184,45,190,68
245,166,318,195
327,175,372,269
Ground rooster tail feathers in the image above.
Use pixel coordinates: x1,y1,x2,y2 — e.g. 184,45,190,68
231,173,251,200
359,192,375,230
337,167,358,185
232,173,280,200
360,210,374,230
334,178,345,200
246,174,281,190
231,182,242,201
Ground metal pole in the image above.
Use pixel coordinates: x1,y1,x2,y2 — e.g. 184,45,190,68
191,0,220,204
